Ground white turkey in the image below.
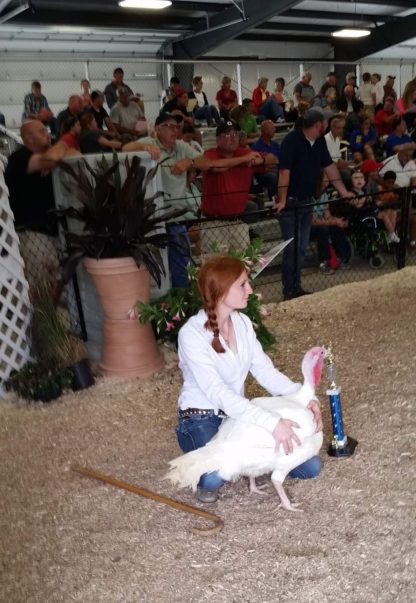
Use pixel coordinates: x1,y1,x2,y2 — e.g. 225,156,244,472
166,346,326,511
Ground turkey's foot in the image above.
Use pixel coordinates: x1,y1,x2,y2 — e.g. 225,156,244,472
272,479,303,512
248,476,268,495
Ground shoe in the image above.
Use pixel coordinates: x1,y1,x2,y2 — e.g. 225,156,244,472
297,289,312,297
319,262,335,275
283,293,296,301
388,232,400,243
197,487,219,503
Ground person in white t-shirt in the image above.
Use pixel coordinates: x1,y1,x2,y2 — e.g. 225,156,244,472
324,116,352,169
176,255,323,503
188,76,221,127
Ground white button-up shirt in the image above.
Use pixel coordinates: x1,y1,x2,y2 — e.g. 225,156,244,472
380,155,416,188
178,310,301,432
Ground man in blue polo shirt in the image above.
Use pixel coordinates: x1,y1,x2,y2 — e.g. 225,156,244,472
275,108,353,300
251,120,280,199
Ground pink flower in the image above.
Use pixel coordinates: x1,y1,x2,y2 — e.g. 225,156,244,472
172,313,182,322
127,307,137,320
160,302,169,311
260,305,272,319
258,256,268,267
165,322,175,332
255,292,263,301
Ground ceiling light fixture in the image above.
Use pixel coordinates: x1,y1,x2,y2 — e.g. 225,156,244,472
118,0,172,8
332,28,370,38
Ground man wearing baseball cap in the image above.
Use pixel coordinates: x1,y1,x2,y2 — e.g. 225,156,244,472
275,108,353,300
201,119,276,217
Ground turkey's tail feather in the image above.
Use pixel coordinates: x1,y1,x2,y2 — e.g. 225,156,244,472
165,443,239,491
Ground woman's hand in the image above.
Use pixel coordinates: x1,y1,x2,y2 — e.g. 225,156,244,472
272,419,301,455
307,399,323,433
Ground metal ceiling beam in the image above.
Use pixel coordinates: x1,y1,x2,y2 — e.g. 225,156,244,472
238,32,331,44
333,11,416,62
11,9,197,29
170,0,304,59
315,0,415,7
256,22,339,34
282,8,392,23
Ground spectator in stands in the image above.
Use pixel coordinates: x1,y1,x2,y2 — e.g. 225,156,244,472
252,77,284,122
379,143,416,188
374,97,401,137
181,123,203,153
23,80,56,138
230,99,259,143
345,72,357,90
87,90,119,138
201,119,275,217
163,76,181,104
251,119,280,198
318,72,339,100
274,77,297,121
162,87,194,124
376,171,400,243
6,120,60,234
312,88,338,113
384,117,412,157
293,72,316,105
357,72,375,118
344,99,365,142
336,85,360,115
383,75,397,103
80,79,91,108
397,78,416,130
371,73,384,112
324,116,352,169
274,108,353,300
60,115,81,151
79,113,123,154
188,76,221,127
216,76,238,120
350,115,377,155
361,158,383,194
56,95,84,139
104,67,143,112
110,86,147,140
310,174,351,274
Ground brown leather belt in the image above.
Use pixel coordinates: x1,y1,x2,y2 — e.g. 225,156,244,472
178,408,227,420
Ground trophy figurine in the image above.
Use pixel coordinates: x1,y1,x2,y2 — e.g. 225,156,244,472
326,346,358,457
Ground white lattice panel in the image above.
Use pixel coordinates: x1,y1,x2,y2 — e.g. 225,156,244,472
0,154,31,397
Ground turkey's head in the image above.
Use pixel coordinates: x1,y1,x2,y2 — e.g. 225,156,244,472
301,346,326,388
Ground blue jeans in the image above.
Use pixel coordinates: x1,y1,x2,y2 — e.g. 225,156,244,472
167,223,191,288
176,413,321,490
259,97,284,121
176,414,226,490
194,105,221,126
278,202,313,297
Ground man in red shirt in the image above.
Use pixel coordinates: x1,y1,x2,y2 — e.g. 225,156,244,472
215,76,238,120
201,120,276,217
374,97,401,137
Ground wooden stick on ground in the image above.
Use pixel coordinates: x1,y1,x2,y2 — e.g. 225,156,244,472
72,465,224,536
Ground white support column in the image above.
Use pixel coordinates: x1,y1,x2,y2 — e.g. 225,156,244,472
236,63,243,105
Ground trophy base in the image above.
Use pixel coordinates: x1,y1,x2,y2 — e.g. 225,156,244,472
328,436,358,457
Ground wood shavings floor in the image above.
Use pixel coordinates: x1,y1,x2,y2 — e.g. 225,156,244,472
1,268,415,603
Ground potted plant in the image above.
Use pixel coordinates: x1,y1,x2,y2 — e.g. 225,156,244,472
30,280,95,391
54,153,186,378
5,277,92,402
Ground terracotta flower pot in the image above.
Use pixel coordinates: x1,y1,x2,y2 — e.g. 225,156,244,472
84,257,164,378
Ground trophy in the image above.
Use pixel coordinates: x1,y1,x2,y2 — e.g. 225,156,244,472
326,346,358,457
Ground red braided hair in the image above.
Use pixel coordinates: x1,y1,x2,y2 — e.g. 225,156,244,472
198,256,246,354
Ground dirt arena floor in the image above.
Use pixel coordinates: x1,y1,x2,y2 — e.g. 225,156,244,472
1,268,415,603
